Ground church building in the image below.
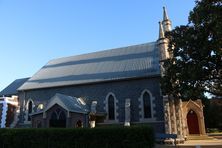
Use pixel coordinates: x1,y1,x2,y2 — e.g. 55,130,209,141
0,7,207,142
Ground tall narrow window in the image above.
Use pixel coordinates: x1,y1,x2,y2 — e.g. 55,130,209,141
108,95,115,120
143,92,151,118
28,101,33,121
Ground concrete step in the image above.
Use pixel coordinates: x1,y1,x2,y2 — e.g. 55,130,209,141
188,135,215,140
156,138,222,148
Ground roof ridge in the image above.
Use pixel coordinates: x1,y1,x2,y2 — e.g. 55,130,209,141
48,42,156,63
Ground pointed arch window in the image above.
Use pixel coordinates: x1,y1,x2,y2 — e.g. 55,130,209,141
59,110,66,120
49,108,66,128
143,92,151,118
104,92,118,122
139,89,156,121
27,100,33,121
108,95,115,120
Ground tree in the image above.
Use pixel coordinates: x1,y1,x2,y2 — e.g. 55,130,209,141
161,0,222,100
206,101,222,129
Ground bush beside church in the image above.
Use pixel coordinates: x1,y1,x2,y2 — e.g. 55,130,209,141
0,126,154,148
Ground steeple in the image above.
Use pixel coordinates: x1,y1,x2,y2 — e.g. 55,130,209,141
158,7,172,76
159,21,165,39
163,6,169,21
162,6,172,32
158,18,171,60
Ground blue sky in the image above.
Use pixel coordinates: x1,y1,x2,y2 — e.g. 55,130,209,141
0,0,196,91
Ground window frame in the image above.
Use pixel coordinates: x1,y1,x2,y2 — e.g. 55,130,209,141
104,92,118,123
139,89,156,122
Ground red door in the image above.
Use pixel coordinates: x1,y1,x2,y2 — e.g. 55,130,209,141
187,110,200,134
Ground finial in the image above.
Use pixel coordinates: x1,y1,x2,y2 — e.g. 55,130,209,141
159,21,165,39
163,6,169,21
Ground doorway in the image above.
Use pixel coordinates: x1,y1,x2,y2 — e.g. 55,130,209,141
49,108,66,128
187,110,200,134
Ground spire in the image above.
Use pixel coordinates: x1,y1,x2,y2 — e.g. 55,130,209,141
163,6,169,21
159,21,165,39
162,6,172,32
158,6,172,68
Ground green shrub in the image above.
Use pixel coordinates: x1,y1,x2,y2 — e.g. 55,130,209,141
0,126,154,148
207,128,222,133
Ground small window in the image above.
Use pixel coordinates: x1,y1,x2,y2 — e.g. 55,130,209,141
37,104,44,111
76,120,83,128
77,98,86,105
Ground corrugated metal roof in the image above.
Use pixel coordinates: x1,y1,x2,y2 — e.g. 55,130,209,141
45,93,89,113
19,42,160,90
0,78,29,96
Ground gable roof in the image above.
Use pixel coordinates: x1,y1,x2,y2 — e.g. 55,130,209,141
44,93,89,114
0,78,29,96
19,42,160,90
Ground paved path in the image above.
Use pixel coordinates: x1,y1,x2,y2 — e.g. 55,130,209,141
180,139,222,146
155,139,222,148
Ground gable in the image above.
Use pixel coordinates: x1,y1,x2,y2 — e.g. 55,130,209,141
182,99,203,113
44,93,89,114
19,42,160,90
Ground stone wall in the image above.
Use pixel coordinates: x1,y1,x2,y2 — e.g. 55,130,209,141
32,113,44,128
19,77,165,132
